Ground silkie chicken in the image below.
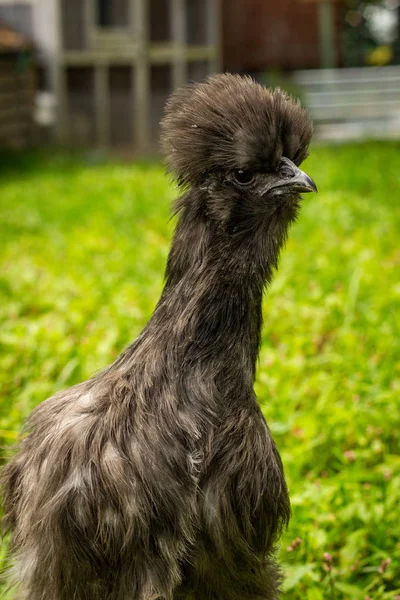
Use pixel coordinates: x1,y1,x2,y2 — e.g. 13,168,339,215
2,74,317,600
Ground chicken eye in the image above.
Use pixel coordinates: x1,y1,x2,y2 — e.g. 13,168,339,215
233,169,254,186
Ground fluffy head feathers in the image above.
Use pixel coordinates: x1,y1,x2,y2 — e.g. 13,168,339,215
161,73,313,187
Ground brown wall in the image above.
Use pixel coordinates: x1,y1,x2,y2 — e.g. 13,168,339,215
222,0,342,73
0,54,35,148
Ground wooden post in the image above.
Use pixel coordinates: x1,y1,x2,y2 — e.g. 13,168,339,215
171,0,186,89
84,0,95,49
132,0,146,41
133,0,150,152
55,62,68,143
51,0,67,143
318,0,336,68
134,61,150,152
207,0,221,73
95,63,110,147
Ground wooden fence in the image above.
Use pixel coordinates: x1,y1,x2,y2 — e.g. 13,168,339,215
292,66,400,140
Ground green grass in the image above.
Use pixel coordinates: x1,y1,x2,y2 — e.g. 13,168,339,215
0,143,399,599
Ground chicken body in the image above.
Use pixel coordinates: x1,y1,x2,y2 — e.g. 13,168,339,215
2,75,315,600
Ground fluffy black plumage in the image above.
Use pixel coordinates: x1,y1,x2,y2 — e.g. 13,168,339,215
2,74,315,600
161,74,311,187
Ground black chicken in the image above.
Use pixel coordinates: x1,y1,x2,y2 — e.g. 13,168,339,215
2,74,316,600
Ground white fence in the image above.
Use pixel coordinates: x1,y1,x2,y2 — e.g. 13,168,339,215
292,66,400,141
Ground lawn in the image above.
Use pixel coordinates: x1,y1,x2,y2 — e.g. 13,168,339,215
0,143,399,599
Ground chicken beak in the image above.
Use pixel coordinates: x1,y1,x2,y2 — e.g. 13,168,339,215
289,167,318,194
271,158,318,195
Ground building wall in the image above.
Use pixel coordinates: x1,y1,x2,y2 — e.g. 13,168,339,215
222,0,343,72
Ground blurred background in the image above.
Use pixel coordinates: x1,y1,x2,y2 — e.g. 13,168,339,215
1,0,400,151
1,2,400,600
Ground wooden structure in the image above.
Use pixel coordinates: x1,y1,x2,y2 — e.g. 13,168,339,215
0,0,220,150
0,22,35,148
8,0,397,147
27,0,220,150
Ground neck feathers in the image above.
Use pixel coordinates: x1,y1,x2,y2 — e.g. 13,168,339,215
115,189,293,406
149,190,293,384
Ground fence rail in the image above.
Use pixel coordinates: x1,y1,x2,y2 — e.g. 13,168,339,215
293,66,400,140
